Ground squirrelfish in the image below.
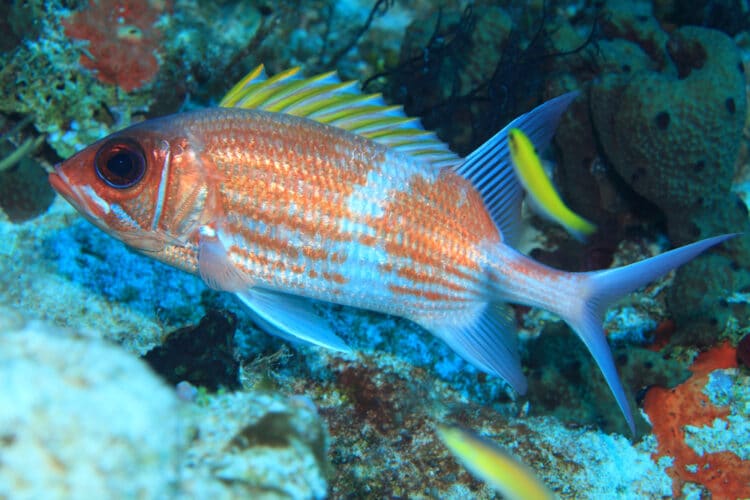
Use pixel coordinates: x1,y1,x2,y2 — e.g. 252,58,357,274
49,66,733,432
508,127,596,240
436,424,555,500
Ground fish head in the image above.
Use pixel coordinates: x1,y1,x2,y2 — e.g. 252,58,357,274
49,116,214,255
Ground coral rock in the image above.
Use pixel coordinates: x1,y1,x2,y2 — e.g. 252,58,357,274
0,320,182,498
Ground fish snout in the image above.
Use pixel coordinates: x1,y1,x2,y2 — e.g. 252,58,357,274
48,169,76,202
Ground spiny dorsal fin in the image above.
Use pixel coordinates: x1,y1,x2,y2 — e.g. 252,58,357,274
219,64,461,167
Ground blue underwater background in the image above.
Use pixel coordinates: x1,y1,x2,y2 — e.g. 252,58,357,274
1,0,750,498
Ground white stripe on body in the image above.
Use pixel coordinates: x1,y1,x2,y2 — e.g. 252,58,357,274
151,140,171,231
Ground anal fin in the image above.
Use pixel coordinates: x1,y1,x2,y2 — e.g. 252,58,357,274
428,303,526,393
236,288,351,353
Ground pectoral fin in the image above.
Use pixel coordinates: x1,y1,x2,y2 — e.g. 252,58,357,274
236,288,351,352
197,225,250,292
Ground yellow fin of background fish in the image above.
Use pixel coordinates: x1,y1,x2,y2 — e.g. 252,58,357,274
219,64,461,167
436,424,555,500
508,128,596,240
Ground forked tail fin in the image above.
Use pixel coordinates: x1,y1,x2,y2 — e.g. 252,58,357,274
569,234,737,433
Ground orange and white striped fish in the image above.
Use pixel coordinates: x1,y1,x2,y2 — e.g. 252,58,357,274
49,66,733,433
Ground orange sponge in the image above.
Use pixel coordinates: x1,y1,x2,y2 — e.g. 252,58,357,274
643,342,749,498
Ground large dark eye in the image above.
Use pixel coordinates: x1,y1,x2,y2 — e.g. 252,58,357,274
94,138,146,188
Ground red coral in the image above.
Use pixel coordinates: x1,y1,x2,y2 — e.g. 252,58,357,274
62,0,171,92
643,343,750,498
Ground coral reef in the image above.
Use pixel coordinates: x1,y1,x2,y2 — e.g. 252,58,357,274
0,192,723,498
554,2,748,247
666,251,750,347
387,2,596,156
738,333,750,367
393,5,514,154
655,0,750,36
1,0,748,497
0,315,331,499
0,2,155,159
549,2,749,345
0,117,54,221
0,197,208,354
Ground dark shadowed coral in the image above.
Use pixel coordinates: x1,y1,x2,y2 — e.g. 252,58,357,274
552,6,749,339
0,154,54,223
391,4,570,155
522,320,692,436
737,334,750,368
0,117,52,222
667,252,750,346
143,309,240,391
655,0,750,36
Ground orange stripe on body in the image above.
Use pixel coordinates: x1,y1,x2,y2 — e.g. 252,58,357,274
227,221,301,259
358,234,377,246
388,284,470,302
366,169,498,287
302,246,329,260
396,266,474,294
322,272,349,285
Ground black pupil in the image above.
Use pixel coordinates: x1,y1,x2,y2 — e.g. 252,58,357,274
95,138,146,188
108,152,135,177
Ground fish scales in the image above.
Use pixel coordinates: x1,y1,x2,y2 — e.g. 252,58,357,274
178,109,487,315
49,66,735,433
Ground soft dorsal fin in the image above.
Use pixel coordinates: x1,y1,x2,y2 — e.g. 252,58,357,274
219,64,461,167
454,92,579,246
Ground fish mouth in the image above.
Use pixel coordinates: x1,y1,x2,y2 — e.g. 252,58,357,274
48,168,76,202
48,167,98,219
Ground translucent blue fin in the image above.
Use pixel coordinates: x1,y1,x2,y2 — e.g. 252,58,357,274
236,288,351,352
197,226,252,293
455,92,579,246
428,303,526,393
573,233,737,433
